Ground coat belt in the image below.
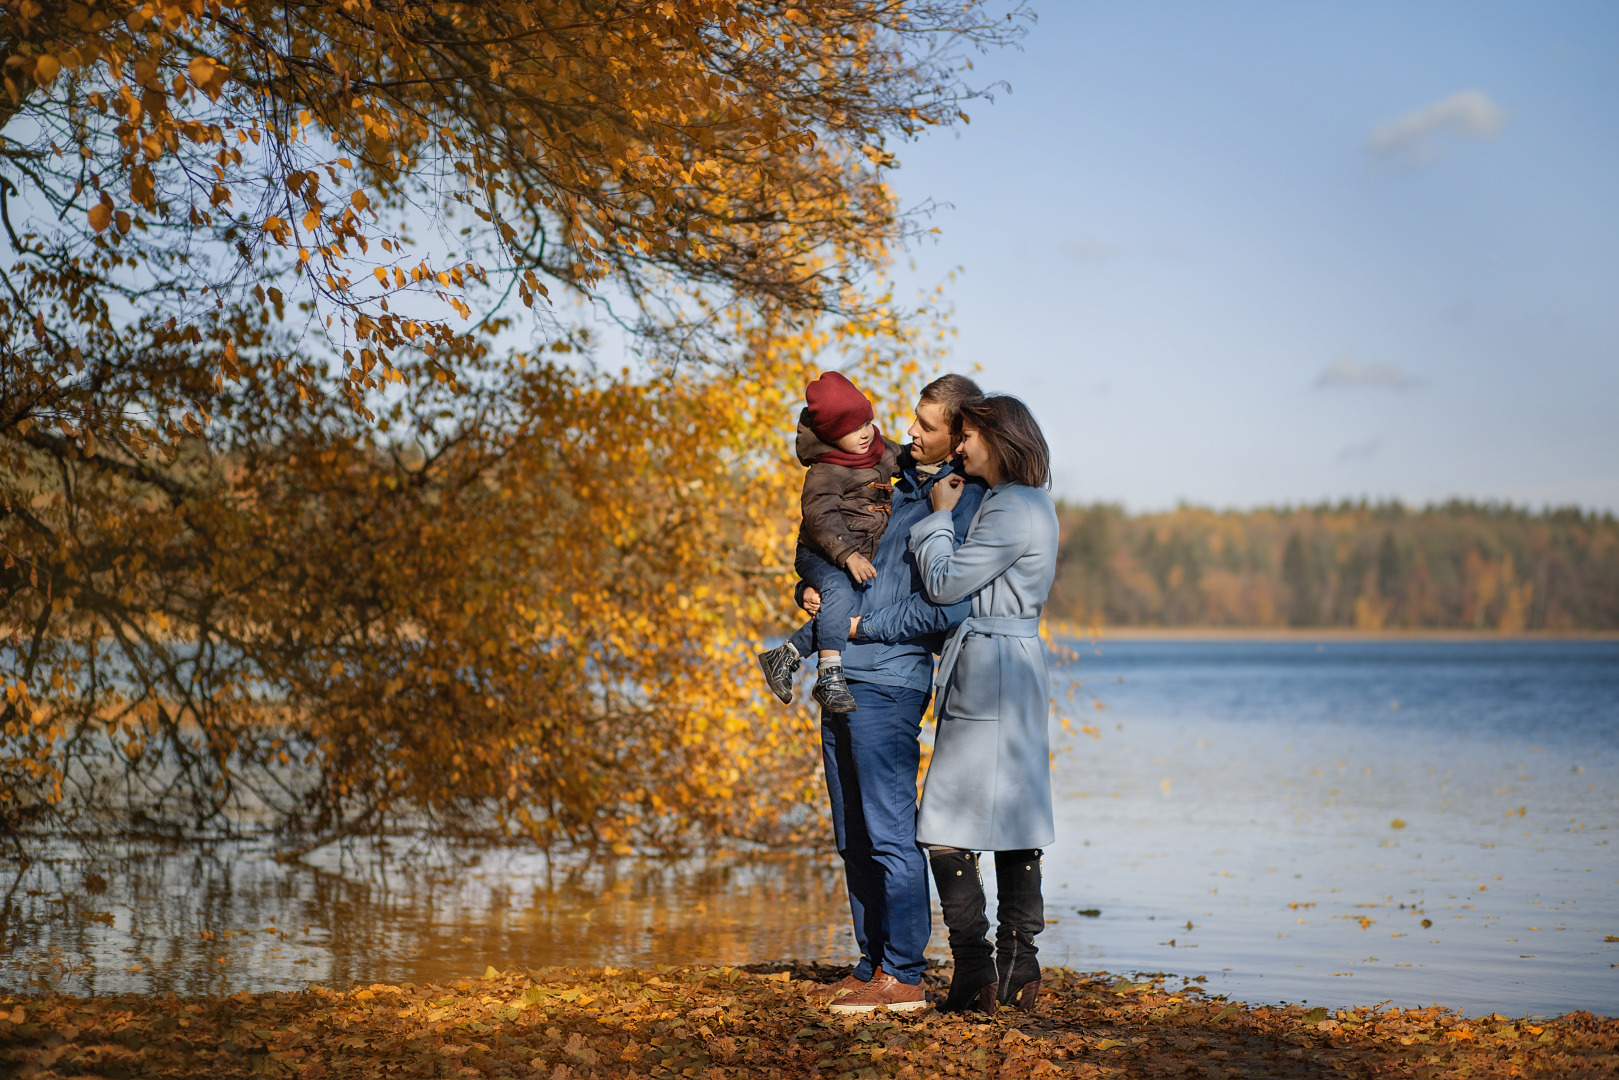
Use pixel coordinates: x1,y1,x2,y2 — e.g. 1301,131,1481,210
934,615,1041,714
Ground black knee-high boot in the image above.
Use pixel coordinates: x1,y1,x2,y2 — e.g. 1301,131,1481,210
994,849,1044,1011
928,850,998,1014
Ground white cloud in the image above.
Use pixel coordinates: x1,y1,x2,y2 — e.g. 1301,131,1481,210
1367,90,1507,164
1316,355,1417,389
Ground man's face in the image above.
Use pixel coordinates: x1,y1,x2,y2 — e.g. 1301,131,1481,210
907,400,953,465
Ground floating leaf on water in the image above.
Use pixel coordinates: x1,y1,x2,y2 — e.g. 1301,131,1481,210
1389,818,1406,830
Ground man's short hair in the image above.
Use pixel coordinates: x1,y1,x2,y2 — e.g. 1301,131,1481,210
918,373,982,424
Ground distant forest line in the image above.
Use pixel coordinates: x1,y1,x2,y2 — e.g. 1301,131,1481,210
1048,501,1619,631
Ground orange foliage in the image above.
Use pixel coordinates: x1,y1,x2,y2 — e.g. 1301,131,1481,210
1051,501,1619,631
6,967,1616,1078
0,2,1026,842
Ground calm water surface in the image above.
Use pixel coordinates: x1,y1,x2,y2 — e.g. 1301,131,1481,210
3,639,1615,1017
1041,638,1617,1018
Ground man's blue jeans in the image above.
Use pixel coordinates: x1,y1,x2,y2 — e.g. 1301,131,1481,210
820,681,932,985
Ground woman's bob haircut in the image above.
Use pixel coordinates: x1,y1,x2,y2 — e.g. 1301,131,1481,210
954,394,1051,490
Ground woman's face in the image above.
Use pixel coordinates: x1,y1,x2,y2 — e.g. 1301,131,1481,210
956,424,1000,484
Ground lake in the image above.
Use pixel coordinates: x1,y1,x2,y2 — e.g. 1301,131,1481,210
1039,637,1618,1018
3,638,1615,1018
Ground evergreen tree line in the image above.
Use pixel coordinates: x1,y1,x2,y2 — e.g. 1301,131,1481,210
1049,501,1619,631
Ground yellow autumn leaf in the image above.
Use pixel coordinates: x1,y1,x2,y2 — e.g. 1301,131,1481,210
0,0,1012,849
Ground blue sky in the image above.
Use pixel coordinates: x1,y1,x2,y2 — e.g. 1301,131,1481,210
887,1,1619,511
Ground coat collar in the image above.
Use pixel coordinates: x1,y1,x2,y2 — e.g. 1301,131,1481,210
901,454,957,492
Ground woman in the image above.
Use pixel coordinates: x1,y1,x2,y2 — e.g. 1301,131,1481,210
908,394,1059,1014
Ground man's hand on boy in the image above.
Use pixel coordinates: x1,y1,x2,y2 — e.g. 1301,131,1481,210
794,590,860,638
845,552,877,584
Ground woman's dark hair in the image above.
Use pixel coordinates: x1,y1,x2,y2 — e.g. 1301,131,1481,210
954,395,1051,489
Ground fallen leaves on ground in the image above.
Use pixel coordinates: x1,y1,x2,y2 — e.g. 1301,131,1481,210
1,963,1614,1079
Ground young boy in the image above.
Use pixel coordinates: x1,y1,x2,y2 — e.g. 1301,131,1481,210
757,371,901,712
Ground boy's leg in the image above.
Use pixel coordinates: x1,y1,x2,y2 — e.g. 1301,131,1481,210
780,548,827,662
795,549,858,712
787,617,817,658
814,579,855,657
796,552,855,657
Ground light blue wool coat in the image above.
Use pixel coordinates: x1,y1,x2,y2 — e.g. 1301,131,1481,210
908,482,1059,851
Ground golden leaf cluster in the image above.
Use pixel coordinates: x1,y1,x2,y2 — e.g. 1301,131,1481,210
1,0,1020,434
1,2,1025,844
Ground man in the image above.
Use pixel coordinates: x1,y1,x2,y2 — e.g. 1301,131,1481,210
799,373,986,1013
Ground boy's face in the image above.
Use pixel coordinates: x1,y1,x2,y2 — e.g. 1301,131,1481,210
832,421,876,455
907,400,952,465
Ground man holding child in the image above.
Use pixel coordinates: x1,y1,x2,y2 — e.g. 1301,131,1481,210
760,373,988,1012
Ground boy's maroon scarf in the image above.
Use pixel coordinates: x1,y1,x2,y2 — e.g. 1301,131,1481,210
813,426,886,469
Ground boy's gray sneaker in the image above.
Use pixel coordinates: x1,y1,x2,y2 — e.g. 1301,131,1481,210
756,643,801,704
812,664,858,713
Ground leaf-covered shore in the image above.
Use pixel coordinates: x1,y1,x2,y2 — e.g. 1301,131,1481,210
3,964,1614,1079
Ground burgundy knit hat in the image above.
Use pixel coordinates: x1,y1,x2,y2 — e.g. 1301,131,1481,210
804,370,875,442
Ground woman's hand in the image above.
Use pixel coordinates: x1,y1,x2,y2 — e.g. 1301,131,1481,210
849,616,861,640
930,473,965,513
800,586,821,616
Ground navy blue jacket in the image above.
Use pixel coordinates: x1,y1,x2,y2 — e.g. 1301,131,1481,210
838,458,987,693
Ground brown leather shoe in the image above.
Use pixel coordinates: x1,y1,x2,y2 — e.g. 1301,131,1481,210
806,969,871,1004
828,969,929,1014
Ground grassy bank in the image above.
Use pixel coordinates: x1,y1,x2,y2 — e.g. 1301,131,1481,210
3,964,1614,1079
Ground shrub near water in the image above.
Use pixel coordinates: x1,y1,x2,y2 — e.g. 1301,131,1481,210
3,967,1615,1078
0,1,1012,843
0,318,932,848
1052,502,1619,631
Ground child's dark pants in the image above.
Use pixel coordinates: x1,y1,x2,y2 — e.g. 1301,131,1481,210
789,546,862,657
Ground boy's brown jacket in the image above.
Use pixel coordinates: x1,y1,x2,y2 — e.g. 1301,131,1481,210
796,414,903,568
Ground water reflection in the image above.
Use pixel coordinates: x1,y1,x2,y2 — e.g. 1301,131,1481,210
1,842,850,996
4,640,1616,1017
